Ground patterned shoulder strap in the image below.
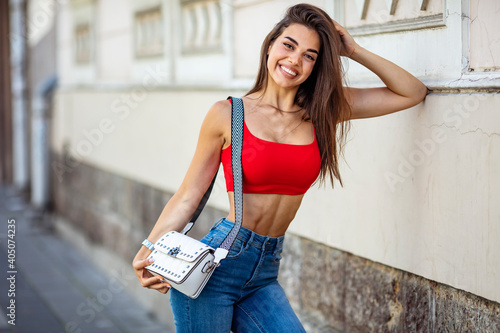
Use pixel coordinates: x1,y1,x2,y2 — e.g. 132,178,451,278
218,96,244,252
183,96,244,265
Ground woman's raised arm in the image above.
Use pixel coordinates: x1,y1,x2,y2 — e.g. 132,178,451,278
333,20,428,119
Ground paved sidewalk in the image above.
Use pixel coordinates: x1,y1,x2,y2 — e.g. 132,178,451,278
0,185,170,333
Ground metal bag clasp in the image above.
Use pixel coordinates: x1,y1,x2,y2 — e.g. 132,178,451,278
168,246,181,257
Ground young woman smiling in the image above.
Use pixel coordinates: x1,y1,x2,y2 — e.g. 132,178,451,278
133,3,427,332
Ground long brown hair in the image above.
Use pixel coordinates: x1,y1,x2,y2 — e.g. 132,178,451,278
246,3,351,187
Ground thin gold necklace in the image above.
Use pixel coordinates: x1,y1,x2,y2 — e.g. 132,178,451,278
267,104,303,114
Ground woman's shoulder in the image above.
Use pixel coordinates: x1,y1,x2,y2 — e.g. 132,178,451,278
210,99,231,112
200,99,232,138
206,99,231,123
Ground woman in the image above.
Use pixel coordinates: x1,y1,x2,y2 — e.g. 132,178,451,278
133,3,427,332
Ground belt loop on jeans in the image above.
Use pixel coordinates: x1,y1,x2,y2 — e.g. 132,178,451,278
261,236,270,252
245,230,255,246
273,237,283,255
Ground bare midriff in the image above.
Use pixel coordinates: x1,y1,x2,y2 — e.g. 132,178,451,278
225,191,304,237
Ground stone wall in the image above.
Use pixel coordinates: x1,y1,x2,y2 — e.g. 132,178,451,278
51,154,500,332
279,235,500,332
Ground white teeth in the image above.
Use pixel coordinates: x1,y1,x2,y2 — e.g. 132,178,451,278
280,65,297,76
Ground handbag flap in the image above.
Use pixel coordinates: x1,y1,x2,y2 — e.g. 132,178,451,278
154,231,213,263
147,231,215,284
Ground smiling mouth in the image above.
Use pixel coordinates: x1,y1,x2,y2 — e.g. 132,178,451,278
280,65,297,77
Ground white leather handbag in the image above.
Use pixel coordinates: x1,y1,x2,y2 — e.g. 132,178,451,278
145,97,244,299
144,231,224,298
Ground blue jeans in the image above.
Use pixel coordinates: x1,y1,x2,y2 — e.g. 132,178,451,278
170,218,305,333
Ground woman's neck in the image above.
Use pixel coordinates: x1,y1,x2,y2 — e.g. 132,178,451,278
253,82,301,112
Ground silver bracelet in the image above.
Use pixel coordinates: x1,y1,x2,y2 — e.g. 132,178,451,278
142,239,155,251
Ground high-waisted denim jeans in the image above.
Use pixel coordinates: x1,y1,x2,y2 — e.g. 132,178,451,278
170,218,305,333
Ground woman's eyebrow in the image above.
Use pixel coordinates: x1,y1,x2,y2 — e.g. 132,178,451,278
285,36,319,55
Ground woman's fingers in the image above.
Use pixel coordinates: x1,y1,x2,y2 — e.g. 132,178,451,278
144,274,172,294
140,274,163,288
331,19,345,34
331,19,358,57
148,280,172,294
133,257,154,270
133,256,172,294
133,258,157,286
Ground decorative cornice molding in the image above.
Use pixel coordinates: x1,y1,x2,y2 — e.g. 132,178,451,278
349,13,446,36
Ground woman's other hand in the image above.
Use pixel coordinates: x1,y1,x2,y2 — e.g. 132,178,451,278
133,256,172,294
332,20,360,58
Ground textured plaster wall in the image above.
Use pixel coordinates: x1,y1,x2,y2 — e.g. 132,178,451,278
469,0,500,71
291,93,500,303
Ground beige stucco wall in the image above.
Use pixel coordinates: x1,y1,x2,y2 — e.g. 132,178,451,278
469,0,500,71
51,88,234,205
293,92,500,303
52,0,500,304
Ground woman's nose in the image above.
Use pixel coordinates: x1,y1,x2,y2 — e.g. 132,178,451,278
288,52,300,65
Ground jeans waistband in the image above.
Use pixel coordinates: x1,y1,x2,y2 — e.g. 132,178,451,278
214,218,284,252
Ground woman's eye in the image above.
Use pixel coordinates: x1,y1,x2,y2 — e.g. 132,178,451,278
283,43,293,49
305,54,315,61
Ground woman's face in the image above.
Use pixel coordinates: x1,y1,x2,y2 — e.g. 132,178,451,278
266,23,321,90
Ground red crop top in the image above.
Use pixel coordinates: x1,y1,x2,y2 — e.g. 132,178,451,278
221,121,321,195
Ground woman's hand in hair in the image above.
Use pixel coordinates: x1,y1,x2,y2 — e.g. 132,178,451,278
332,20,360,58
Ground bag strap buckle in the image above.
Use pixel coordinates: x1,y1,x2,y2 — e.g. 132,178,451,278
213,248,229,267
